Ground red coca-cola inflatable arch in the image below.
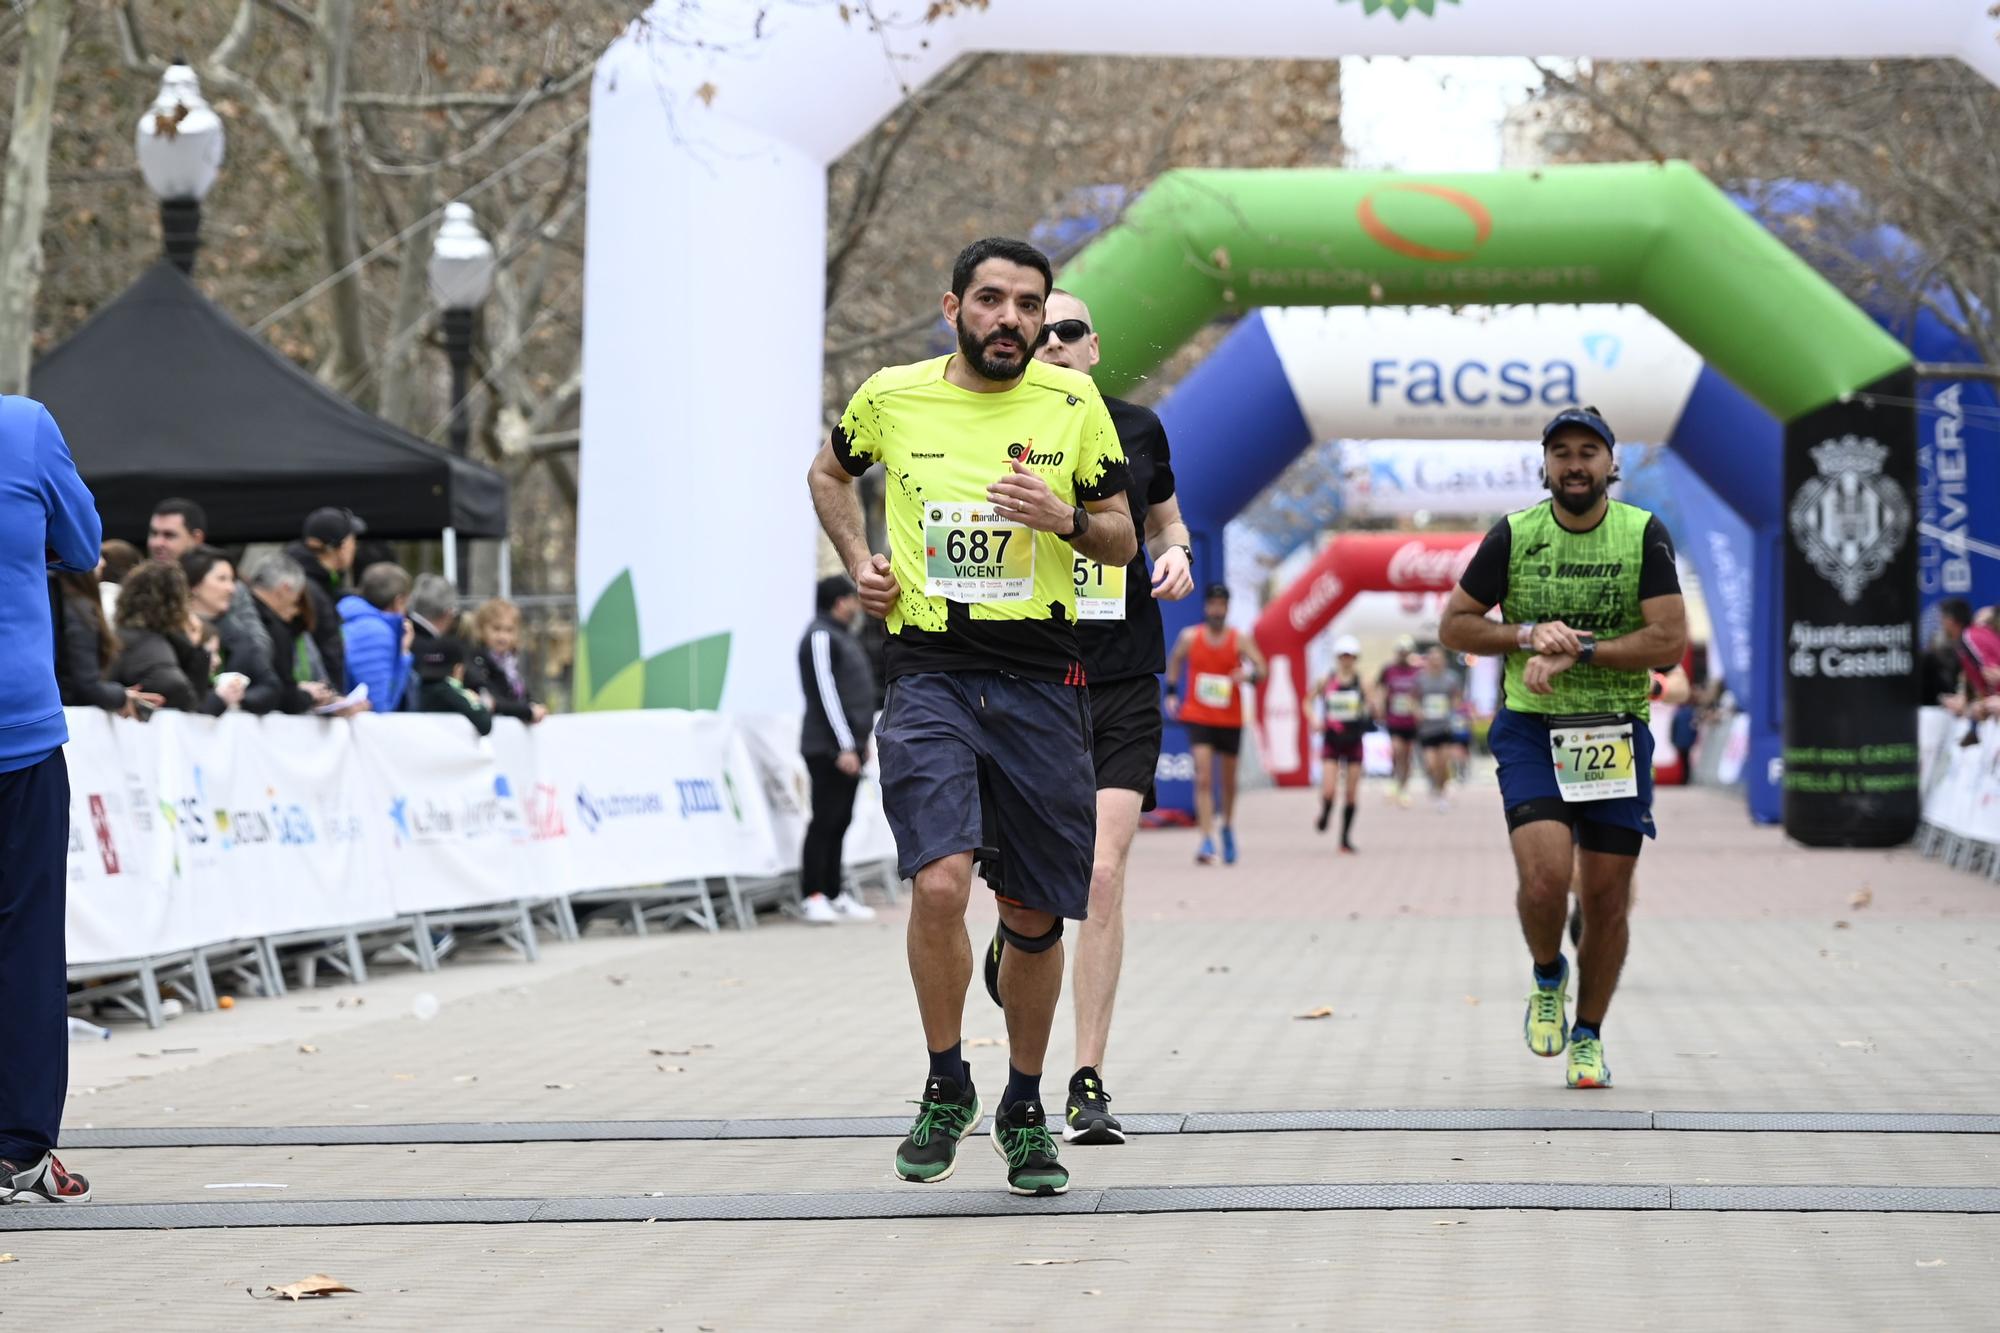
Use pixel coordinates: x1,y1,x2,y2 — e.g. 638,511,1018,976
1252,532,1482,787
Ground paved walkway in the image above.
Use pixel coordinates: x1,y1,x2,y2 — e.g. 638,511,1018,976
9,784,2000,1329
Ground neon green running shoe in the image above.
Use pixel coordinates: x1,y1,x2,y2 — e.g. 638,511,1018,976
1523,959,1570,1057
1566,1032,1611,1088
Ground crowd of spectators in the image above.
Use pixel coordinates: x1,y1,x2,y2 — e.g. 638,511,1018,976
50,495,546,735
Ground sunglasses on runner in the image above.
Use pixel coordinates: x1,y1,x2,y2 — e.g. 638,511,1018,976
1041,318,1092,345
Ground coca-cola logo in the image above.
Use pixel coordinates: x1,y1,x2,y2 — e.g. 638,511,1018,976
1386,540,1475,589
1288,572,1345,633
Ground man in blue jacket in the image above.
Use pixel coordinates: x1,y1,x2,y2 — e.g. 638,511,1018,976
338,562,415,715
0,395,100,1204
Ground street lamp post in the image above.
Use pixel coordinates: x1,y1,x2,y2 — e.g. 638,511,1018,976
135,63,225,274
427,202,495,593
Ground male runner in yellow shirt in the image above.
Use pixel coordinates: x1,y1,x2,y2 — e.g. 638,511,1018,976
808,238,1135,1195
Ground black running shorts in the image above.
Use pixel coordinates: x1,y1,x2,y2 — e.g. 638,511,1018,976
1089,673,1163,809
1184,723,1242,757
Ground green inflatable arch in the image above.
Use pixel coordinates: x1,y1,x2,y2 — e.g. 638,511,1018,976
1061,162,1904,414
1059,161,1921,848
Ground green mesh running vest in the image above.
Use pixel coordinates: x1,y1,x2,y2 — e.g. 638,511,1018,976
1500,499,1653,717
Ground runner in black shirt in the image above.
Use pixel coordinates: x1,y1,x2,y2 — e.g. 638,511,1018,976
981,288,1194,1148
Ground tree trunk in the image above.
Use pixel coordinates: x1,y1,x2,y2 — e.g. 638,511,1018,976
306,0,371,396
374,166,443,431
0,0,74,396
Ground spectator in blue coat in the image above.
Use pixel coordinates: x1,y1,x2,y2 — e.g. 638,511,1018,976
1,395,100,1204
339,563,414,716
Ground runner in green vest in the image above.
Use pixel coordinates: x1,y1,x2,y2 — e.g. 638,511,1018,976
1438,406,1687,1090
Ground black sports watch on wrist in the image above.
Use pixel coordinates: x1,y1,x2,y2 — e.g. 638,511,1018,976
1576,633,1598,666
1059,504,1090,544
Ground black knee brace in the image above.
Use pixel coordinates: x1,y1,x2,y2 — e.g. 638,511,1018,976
996,918,1065,953
1504,796,1574,834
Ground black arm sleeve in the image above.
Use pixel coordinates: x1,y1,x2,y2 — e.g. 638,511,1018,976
1638,516,1681,599
1456,520,1513,608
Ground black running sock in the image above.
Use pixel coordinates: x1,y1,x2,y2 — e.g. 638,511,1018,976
1341,803,1357,842
1003,1064,1041,1111
928,1042,967,1088
1532,957,1566,987
1572,1019,1603,1040
1319,797,1333,819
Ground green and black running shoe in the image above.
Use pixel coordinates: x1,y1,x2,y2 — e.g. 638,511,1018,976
982,927,1004,1008
991,1099,1069,1196
1063,1069,1125,1145
894,1072,981,1183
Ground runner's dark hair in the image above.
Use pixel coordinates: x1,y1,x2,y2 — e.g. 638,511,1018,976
951,238,1052,300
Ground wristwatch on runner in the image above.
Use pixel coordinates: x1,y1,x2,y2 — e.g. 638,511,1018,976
1059,504,1090,544
1576,633,1597,666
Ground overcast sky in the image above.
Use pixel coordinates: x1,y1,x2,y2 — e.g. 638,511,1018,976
1340,56,1546,171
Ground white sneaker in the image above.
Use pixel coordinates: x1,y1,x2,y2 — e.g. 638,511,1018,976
831,892,877,922
800,893,841,925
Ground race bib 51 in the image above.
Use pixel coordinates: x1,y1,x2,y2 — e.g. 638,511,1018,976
1073,554,1127,621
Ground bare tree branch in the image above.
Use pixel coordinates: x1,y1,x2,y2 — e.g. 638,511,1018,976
345,60,594,110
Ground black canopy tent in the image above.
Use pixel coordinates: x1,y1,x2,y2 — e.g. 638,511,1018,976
30,260,508,545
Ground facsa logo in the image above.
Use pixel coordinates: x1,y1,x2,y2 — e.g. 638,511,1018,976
1369,358,1578,409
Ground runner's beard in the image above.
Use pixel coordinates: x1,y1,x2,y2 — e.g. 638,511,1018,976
1550,473,1608,516
957,315,1030,381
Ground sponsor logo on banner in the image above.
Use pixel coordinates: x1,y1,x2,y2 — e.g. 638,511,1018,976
88,793,120,875
1918,383,1972,597
387,776,524,847
1788,436,1911,606
1367,359,1576,409
1288,572,1346,633
528,781,567,840
1357,183,1491,262
1387,540,1476,589
676,777,725,819
575,783,667,835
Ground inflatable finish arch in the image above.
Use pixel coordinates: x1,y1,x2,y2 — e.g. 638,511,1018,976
1056,164,1918,845
582,4,1990,843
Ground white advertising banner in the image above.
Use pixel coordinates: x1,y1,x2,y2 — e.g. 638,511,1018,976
61,708,907,967
349,713,536,914
1920,710,2000,843
531,711,785,889
1338,439,1552,518
1264,305,1704,444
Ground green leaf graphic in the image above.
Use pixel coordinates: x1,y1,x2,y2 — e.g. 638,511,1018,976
642,632,732,711
580,570,641,696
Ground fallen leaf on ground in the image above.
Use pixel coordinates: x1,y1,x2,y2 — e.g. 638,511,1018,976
0,1254,14,1263
1433,1220,1465,1227
1462,996,1481,1007
1206,965,1230,974
1833,920,1851,930
259,1274,356,1301
1083,1289,1103,1296
297,1044,318,1055
1916,1259,1946,1268
544,1083,574,1090
452,1075,478,1084
966,1036,1006,1048
656,1065,685,1074
606,974,630,987
1850,889,1873,909
1295,1006,1335,1020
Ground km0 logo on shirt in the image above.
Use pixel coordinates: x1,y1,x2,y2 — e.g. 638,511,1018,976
1007,441,1065,467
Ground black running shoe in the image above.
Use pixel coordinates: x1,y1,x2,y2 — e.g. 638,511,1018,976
1567,898,1583,947
894,1072,981,1183
1063,1069,1125,1145
0,1152,91,1203
990,1099,1068,1195
982,927,1004,1008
